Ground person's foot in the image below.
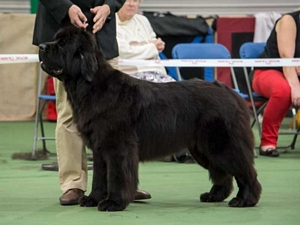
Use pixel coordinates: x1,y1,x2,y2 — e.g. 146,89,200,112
59,189,84,205
259,147,279,157
59,189,151,205
134,189,151,200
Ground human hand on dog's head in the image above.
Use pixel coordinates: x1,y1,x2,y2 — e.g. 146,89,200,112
68,5,89,29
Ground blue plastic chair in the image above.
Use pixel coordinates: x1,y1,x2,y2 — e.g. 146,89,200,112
239,42,268,138
172,43,234,82
162,27,215,81
239,42,266,59
239,42,300,150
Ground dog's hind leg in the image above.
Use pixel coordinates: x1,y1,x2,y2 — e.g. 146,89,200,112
189,148,233,203
216,138,261,207
80,150,108,207
202,148,261,207
97,136,139,212
209,149,261,207
200,167,233,203
196,116,261,207
227,166,262,207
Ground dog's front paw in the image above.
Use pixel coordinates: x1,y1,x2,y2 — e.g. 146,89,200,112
79,195,98,207
200,192,224,202
228,197,257,207
98,199,126,211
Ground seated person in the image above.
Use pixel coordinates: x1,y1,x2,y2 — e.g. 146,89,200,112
116,0,174,83
252,9,300,157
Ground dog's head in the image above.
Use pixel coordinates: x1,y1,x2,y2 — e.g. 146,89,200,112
39,26,99,82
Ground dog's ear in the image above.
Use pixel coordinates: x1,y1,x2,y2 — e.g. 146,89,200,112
80,53,98,82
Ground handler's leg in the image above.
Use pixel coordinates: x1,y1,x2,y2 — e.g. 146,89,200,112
54,78,88,205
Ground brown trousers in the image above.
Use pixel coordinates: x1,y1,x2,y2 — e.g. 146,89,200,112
54,58,118,193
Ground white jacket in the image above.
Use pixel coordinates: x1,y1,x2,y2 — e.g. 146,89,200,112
116,13,167,75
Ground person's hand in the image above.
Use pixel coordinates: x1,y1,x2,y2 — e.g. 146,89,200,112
295,66,300,76
291,87,300,106
68,5,88,29
151,38,165,52
90,5,111,34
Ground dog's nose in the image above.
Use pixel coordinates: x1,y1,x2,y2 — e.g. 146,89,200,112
39,44,47,51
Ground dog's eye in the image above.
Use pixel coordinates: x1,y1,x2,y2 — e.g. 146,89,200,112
58,45,65,51
57,40,66,51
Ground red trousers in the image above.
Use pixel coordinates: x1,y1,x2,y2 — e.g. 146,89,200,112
252,69,292,147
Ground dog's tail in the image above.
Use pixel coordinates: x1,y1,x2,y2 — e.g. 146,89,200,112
213,80,251,117
212,80,255,159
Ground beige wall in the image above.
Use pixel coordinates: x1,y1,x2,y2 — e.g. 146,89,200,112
0,14,39,121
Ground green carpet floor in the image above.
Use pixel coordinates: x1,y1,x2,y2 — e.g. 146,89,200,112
0,121,300,225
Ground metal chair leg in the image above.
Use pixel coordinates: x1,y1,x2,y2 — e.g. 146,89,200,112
32,68,56,158
39,100,48,153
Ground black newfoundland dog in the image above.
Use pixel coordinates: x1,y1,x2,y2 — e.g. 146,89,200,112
39,26,261,211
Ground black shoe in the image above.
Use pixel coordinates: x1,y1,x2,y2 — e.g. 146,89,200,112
259,147,279,157
134,189,151,200
41,162,59,171
42,162,93,171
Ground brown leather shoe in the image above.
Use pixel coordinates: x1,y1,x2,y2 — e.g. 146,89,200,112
59,189,84,205
134,189,151,200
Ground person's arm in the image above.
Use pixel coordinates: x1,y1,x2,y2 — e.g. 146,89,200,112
276,14,300,106
91,1,125,33
40,0,88,28
143,17,165,53
104,0,126,13
39,0,73,24
117,33,159,60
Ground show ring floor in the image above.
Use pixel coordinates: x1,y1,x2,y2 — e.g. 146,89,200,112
0,121,300,225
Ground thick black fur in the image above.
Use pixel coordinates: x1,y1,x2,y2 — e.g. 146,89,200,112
39,26,261,212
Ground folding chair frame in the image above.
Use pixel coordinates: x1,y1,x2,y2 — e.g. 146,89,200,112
32,68,56,158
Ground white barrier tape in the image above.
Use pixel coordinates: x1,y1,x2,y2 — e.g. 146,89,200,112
119,58,300,67
1,54,300,67
0,54,39,64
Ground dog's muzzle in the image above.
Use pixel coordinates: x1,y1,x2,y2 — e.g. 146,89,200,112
39,43,66,81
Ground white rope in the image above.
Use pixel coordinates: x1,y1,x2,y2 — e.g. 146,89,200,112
1,54,300,67
0,54,39,64
119,58,300,67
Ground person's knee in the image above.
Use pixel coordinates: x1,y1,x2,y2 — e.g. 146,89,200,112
273,83,291,102
56,113,75,129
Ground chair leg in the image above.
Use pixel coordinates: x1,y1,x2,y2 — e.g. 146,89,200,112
39,100,48,153
253,149,258,158
288,108,299,150
32,68,43,158
32,98,56,157
281,127,300,150
32,98,41,158
289,132,299,150
32,68,56,159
